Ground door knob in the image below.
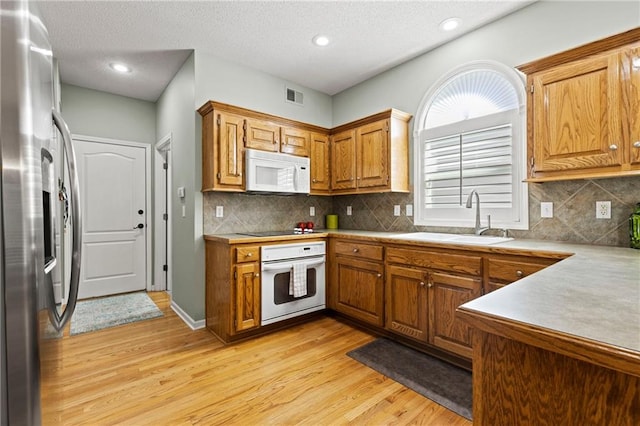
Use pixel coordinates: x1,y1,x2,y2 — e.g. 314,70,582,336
134,223,144,229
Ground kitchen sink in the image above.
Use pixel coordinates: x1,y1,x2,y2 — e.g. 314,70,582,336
391,232,513,245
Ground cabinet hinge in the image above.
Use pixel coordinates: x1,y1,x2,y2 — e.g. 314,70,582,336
216,115,221,126
234,319,237,327
385,122,389,132
217,172,221,180
163,213,168,221
163,162,168,170
529,157,535,175
162,264,168,272
530,84,534,94
234,271,237,279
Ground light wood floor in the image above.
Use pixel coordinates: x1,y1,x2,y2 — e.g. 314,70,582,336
41,292,471,425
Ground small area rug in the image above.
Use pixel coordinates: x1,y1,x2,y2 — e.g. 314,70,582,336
70,292,163,335
347,338,472,420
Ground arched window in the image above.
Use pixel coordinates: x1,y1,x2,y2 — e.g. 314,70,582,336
413,61,529,230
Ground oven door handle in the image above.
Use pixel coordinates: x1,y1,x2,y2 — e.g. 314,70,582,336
262,257,325,272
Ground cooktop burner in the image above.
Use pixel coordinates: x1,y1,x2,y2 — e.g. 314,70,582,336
239,230,314,237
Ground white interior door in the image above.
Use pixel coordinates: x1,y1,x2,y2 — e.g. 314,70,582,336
74,138,147,299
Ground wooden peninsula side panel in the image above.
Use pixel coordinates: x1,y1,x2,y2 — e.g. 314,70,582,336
458,309,640,425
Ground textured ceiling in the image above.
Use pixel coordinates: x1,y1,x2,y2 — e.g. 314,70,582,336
37,1,535,102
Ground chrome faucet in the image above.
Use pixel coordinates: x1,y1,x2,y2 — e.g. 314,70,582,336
465,189,490,235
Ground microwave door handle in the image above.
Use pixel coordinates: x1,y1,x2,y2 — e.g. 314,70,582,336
293,165,298,190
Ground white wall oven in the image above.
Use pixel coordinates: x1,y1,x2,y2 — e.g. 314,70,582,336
261,241,326,325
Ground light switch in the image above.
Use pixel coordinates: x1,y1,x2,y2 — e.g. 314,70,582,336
406,204,413,217
177,186,185,199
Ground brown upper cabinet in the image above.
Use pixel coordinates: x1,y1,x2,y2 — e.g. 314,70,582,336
330,109,412,195
198,101,329,193
309,132,331,194
518,28,640,182
198,101,411,195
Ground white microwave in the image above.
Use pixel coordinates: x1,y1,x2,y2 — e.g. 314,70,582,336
245,149,310,194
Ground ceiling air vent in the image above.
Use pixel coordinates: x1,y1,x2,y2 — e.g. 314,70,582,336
285,87,304,105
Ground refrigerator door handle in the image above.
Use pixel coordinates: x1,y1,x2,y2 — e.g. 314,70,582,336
50,110,82,331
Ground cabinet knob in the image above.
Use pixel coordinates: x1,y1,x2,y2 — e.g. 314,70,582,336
419,281,425,287
427,282,433,288
312,178,317,183
377,273,382,278
255,273,260,278
352,248,359,253
516,270,523,278
246,252,253,257
634,141,640,148
609,144,618,151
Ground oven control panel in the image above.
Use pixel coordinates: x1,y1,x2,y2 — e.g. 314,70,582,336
261,241,326,262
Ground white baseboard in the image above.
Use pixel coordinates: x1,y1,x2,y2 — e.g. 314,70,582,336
170,299,205,330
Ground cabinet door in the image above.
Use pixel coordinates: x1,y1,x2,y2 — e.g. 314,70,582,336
234,262,261,333
310,132,330,193
532,53,623,173
331,129,357,190
385,265,428,342
626,46,640,166
246,118,280,152
216,111,245,188
357,119,389,189
334,257,384,326
428,272,481,358
281,127,310,157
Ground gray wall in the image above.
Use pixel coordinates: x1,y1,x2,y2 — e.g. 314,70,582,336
156,54,204,321
195,52,333,128
61,83,156,143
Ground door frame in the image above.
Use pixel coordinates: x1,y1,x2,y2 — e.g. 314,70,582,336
72,134,153,292
154,133,173,293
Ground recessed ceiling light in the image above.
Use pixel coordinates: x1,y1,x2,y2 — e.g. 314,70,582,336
312,35,330,47
109,62,132,74
439,17,461,32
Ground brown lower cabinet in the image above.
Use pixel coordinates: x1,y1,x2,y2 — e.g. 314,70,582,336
205,240,261,342
330,239,385,327
385,246,482,359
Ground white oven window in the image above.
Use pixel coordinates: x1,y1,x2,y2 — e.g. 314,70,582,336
271,269,317,304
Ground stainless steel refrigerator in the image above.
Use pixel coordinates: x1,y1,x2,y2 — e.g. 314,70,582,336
1,1,82,424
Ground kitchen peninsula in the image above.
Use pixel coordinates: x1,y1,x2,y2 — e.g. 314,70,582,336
457,240,640,425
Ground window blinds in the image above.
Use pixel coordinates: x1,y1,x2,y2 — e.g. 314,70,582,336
423,124,513,209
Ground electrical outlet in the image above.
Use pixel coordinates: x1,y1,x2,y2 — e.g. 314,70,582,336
394,205,401,216
406,204,413,217
596,201,611,219
540,202,553,218
346,206,352,216
309,206,315,216
216,205,224,218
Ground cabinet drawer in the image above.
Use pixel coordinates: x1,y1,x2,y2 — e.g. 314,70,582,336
235,246,260,263
487,258,552,283
386,247,481,276
334,240,383,261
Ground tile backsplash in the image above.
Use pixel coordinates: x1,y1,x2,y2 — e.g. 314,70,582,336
203,192,333,234
203,176,640,247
